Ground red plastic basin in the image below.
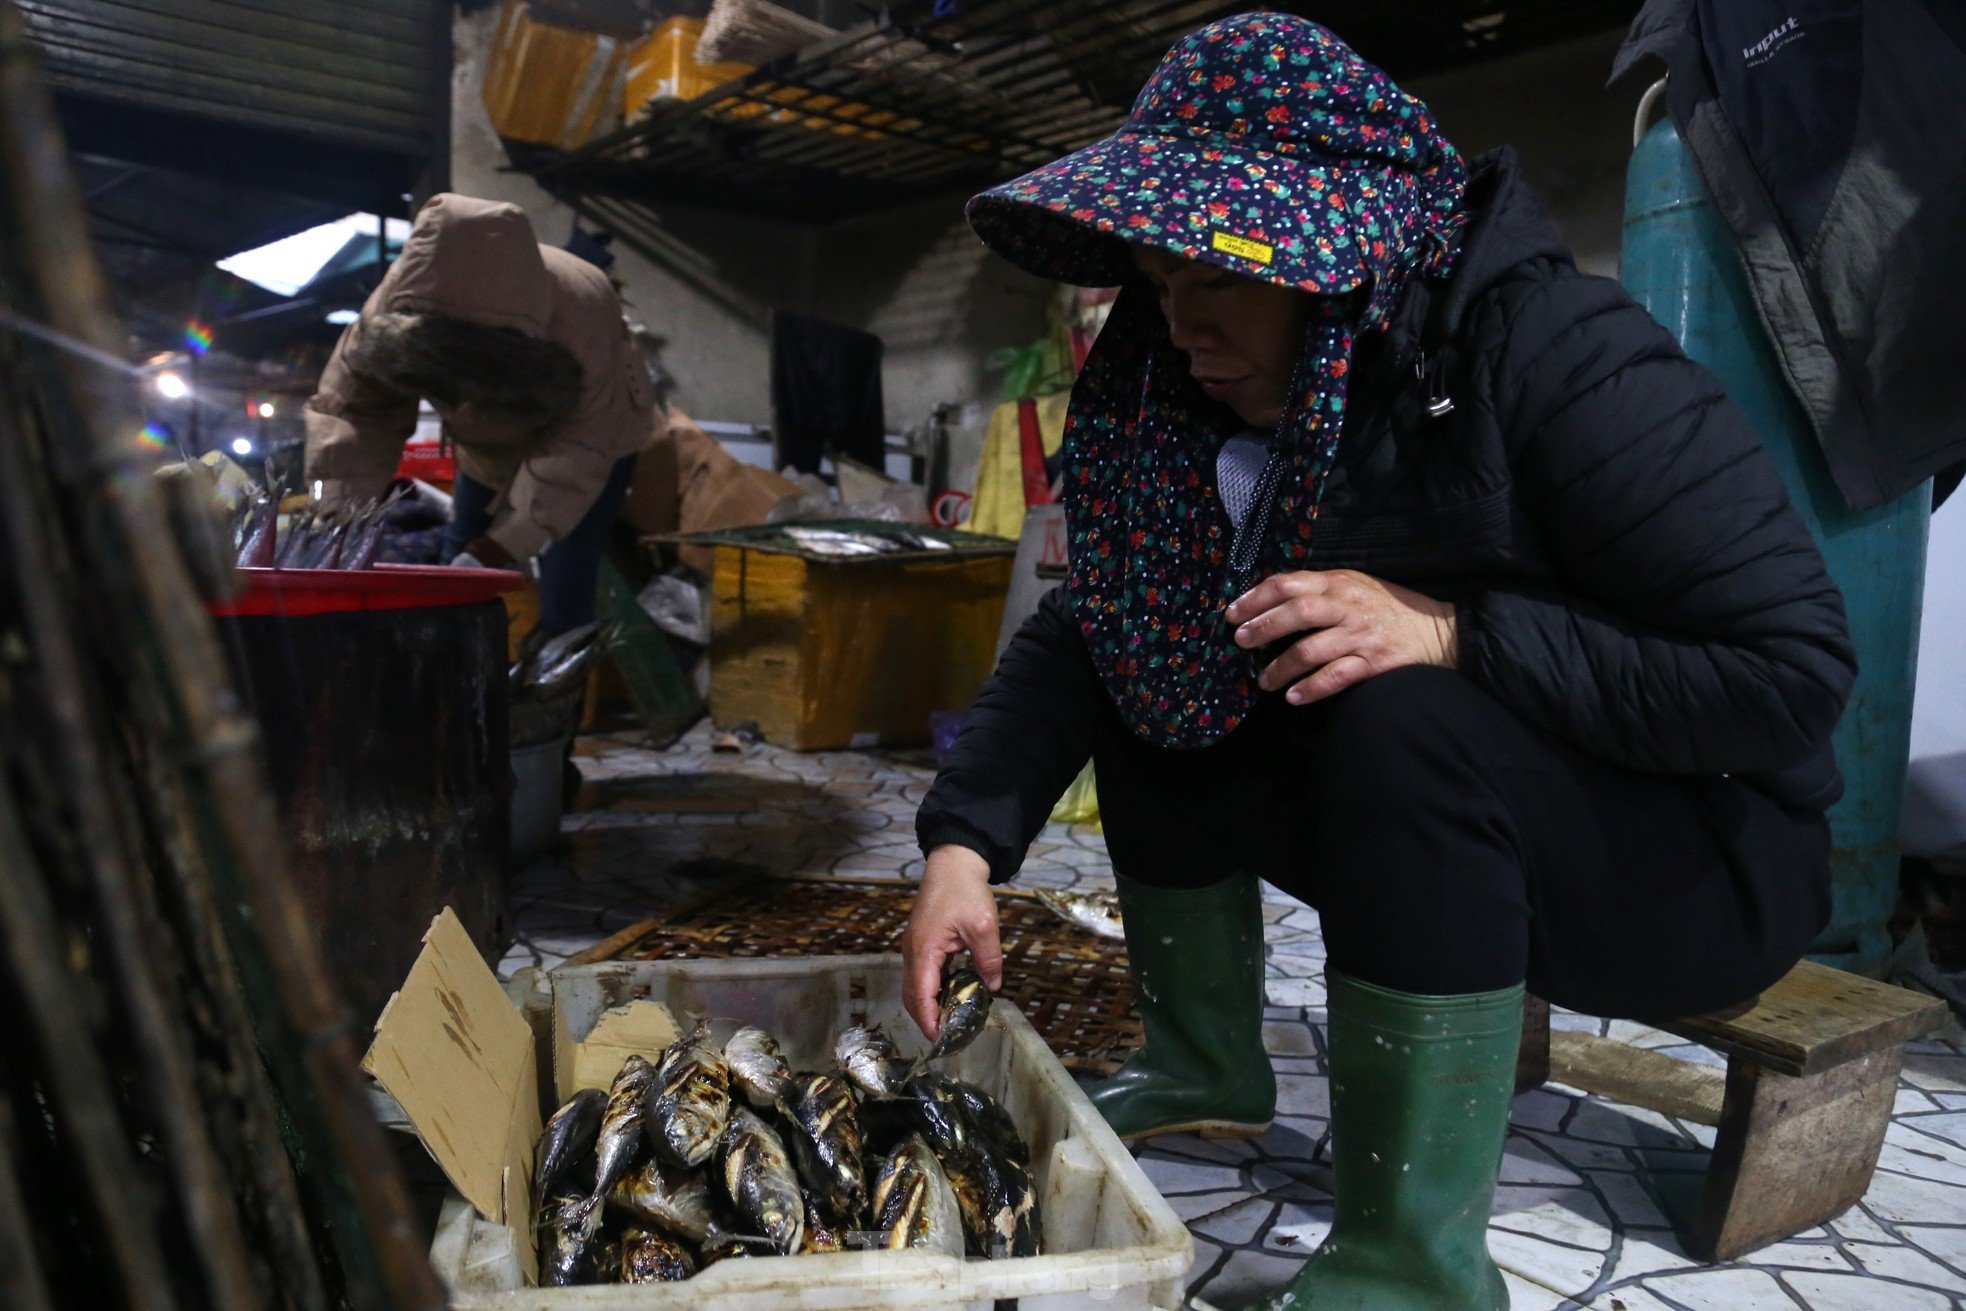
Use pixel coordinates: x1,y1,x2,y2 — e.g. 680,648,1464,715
208,564,525,618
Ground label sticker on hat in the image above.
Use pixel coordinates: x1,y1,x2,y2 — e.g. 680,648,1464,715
1212,231,1274,264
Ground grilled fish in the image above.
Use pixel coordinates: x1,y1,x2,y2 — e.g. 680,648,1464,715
724,1025,792,1110
922,968,991,1066
539,1195,600,1286
619,1226,697,1283
902,1072,972,1161
975,1147,1042,1259
572,1054,658,1228
701,1232,760,1264
608,1158,723,1245
799,1188,847,1253
872,1134,965,1257
717,1104,804,1254
535,1087,607,1196
946,1079,1030,1166
836,1024,907,1099
648,1022,731,1169
780,1071,868,1223
1033,888,1125,941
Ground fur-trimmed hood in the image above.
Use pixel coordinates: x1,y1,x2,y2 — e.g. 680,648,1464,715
304,193,656,562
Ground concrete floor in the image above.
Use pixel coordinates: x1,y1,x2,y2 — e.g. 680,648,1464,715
505,725,1966,1311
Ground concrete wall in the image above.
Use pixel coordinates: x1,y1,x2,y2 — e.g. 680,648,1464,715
452,6,811,425
452,16,1644,471
1408,28,1639,278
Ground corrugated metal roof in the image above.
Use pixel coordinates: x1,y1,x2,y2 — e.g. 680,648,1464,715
20,0,448,155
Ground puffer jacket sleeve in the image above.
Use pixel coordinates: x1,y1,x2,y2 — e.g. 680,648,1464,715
1455,273,1856,782
303,322,419,508
916,586,1107,884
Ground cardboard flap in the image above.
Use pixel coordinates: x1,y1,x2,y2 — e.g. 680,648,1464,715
554,998,679,1103
364,909,540,1239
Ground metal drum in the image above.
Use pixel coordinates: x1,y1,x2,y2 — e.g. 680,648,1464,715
1620,107,1929,974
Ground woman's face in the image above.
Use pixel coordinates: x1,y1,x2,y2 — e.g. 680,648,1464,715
1130,245,1310,430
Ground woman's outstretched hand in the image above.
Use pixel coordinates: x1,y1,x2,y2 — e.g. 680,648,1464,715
903,845,1004,1041
1228,569,1458,705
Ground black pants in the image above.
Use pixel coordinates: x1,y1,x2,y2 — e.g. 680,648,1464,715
443,454,637,637
1091,665,1832,1019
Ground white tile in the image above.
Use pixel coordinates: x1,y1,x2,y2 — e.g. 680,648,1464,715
1192,1195,1277,1247
1902,1054,1966,1094
1900,1112,1966,1149
1779,1271,1954,1311
1263,1020,1320,1057
1895,1089,1941,1115
1587,1170,1670,1228
1167,1188,1254,1224
1274,1073,1331,1118
1491,1184,1614,1252
1266,976,1327,1008
1603,1229,1698,1283
1137,1157,1247,1196
1825,1206,1899,1245
1548,1009,1605,1035
1537,1134,1642,1175
1584,1288,1679,1311
1641,1267,1802,1310
1489,1226,1607,1297
1500,1268,1574,1311
1192,1248,1307,1306
1896,1224,1966,1275
1740,1241,1852,1272
1513,1090,1577,1134
1878,1124,1966,1186
1606,1020,1681,1049
1842,1241,1966,1292
1261,1198,1332,1254
1862,1168,1966,1225
1501,1138,1585,1187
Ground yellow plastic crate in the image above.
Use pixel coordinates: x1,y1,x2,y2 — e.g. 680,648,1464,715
481,0,628,148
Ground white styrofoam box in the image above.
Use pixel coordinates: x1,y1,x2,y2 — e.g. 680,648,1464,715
432,954,1191,1311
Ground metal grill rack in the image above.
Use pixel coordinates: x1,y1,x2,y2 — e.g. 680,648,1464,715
524,0,1640,224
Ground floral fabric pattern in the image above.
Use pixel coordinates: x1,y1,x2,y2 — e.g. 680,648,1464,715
966,12,1469,747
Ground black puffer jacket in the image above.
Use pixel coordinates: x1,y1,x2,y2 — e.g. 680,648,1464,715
919,148,1857,883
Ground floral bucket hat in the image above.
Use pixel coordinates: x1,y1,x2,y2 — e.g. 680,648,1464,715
967,12,1469,748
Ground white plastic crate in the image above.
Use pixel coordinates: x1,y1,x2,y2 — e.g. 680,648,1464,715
429,954,1192,1311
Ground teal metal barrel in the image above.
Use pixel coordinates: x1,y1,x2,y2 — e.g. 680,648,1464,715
1620,114,1929,974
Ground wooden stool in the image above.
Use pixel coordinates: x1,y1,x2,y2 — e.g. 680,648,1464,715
1514,960,1949,1261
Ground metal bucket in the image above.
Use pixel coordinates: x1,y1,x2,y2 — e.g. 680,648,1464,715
1620,105,1929,973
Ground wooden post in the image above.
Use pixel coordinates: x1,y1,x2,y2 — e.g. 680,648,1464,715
1515,993,1551,1094
1691,1048,1903,1261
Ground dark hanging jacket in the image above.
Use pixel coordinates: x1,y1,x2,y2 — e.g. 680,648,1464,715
918,148,1858,884
1614,0,1966,510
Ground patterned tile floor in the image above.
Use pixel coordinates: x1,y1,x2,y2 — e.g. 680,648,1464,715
505,726,1966,1310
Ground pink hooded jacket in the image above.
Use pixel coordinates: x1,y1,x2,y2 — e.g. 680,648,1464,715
304,194,656,561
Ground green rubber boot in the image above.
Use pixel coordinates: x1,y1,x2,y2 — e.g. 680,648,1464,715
1244,971,1522,1311
1082,873,1275,1142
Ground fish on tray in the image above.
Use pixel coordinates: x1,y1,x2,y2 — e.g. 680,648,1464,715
619,1226,697,1283
648,1021,732,1169
717,1104,804,1254
872,1134,965,1257
535,1087,607,1195
569,1053,657,1229
779,1071,868,1225
836,1023,907,1099
724,1025,793,1109
919,968,991,1069
608,1158,727,1246
1033,888,1125,941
